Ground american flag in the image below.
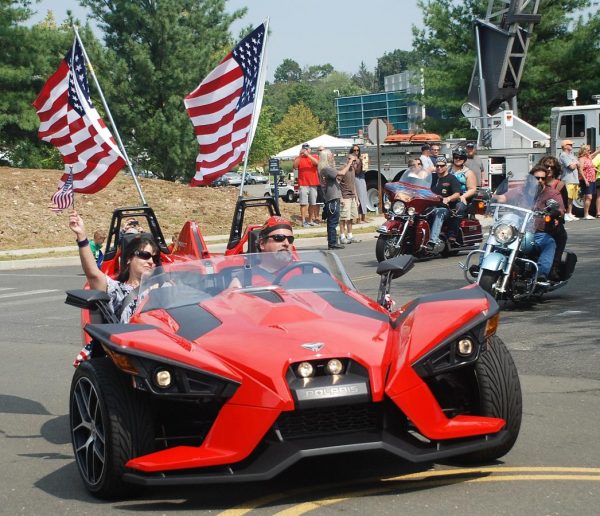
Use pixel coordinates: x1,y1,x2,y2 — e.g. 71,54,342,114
33,38,126,194
50,168,74,212
184,23,267,186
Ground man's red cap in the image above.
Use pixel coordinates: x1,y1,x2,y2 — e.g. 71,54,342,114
259,216,293,238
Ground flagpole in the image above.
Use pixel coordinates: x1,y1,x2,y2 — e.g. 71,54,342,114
72,26,147,206
238,18,269,198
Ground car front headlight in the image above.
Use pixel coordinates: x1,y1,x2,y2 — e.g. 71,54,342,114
492,223,517,244
392,201,406,216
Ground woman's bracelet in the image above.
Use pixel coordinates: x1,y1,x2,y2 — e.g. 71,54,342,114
77,238,89,248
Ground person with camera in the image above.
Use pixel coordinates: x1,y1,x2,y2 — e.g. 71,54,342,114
318,148,356,249
293,143,321,227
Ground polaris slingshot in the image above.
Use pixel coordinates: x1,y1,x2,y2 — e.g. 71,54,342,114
66,201,522,499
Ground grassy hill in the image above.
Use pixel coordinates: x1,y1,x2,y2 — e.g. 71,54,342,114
0,167,302,250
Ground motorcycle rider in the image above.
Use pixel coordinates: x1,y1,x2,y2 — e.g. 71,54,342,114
448,146,478,243
427,155,462,249
492,165,565,282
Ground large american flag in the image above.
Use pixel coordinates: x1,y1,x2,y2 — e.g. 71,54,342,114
33,38,126,194
184,23,267,186
50,168,74,212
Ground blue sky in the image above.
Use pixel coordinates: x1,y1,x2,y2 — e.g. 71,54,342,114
29,0,422,80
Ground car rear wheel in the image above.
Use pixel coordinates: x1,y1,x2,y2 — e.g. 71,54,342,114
284,189,295,203
70,358,154,499
454,336,522,464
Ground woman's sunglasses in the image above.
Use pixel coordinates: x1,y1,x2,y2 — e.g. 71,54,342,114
266,234,295,244
133,249,161,264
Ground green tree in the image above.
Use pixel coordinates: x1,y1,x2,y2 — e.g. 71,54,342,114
412,0,599,136
80,0,245,181
247,106,280,167
352,61,376,92
375,49,417,91
0,2,77,167
273,102,326,149
303,64,334,81
273,58,302,83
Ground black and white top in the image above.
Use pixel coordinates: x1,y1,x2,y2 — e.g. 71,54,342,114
106,276,137,323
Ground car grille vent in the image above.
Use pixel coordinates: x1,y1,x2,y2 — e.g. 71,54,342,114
275,403,381,440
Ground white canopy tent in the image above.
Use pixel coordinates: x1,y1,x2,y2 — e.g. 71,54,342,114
274,134,355,159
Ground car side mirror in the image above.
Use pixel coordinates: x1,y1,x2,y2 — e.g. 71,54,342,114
65,289,118,324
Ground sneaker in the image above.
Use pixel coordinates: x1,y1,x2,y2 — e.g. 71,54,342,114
340,236,349,244
311,220,321,225
302,221,310,228
307,221,317,226
348,237,362,243
566,214,579,221
584,215,595,220
328,244,345,250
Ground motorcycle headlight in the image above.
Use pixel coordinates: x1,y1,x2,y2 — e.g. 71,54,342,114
492,223,517,244
383,200,391,210
407,206,416,216
392,201,406,215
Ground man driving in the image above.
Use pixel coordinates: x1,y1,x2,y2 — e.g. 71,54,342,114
229,216,295,287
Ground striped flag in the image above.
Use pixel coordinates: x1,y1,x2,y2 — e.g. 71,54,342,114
33,38,126,194
50,168,74,212
184,23,267,186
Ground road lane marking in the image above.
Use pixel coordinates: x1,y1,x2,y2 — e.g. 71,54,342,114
0,294,67,309
0,289,58,299
219,467,600,515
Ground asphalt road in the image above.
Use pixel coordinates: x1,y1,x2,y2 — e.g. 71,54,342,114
0,221,599,514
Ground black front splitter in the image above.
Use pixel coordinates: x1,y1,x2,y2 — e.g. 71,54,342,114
122,429,510,486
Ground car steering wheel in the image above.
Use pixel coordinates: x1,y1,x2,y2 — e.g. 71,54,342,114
272,261,331,285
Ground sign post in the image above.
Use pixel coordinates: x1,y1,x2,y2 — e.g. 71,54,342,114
367,118,388,213
268,157,281,207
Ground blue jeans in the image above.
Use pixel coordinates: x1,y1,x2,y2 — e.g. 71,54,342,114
449,201,468,238
428,206,450,243
325,199,340,247
534,232,556,277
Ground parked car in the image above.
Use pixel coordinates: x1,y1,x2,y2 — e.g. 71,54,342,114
245,172,269,184
222,172,242,186
210,176,228,187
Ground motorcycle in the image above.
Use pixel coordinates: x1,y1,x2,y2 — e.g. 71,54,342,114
461,176,577,303
375,173,483,262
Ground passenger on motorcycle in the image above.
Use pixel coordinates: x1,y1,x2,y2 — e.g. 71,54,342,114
427,155,462,248
448,147,478,243
492,165,565,282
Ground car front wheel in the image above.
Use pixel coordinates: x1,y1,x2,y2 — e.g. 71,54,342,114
70,358,154,499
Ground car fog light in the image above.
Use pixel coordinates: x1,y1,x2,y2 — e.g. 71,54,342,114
297,362,314,378
326,359,343,375
154,369,172,388
457,338,474,356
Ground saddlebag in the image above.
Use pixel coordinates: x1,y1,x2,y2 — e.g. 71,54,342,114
559,249,577,280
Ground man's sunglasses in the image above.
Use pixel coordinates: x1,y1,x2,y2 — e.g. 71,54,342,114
533,175,546,182
133,249,161,264
267,234,295,244
435,164,447,168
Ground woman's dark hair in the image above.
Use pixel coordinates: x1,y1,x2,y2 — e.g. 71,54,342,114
529,165,548,176
117,235,160,282
537,156,560,178
350,146,361,156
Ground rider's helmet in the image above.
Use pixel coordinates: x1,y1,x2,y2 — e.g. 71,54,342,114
452,147,468,161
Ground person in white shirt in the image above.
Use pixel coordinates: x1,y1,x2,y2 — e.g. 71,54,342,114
419,144,435,173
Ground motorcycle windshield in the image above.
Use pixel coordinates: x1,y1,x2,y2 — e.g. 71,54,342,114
490,175,540,231
135,250,357,314
385,171,439,202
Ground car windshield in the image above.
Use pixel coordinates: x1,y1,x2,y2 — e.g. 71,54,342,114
135,250,356,314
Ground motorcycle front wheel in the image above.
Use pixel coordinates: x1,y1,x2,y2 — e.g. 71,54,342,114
376,235,402,262
478,270,501,296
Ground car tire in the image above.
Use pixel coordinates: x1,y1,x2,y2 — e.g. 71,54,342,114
70,358,154,499
284,190,295,203
453,335,523,464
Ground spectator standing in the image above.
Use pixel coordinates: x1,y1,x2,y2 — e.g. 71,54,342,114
430,143,442,166
293,143,321,227
419,144,435,173
318,148,355,250
558,139,581,221
351,145,368,224
339,150,360,244
89,229,106,268
465,142,485,186
577,144,600,219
